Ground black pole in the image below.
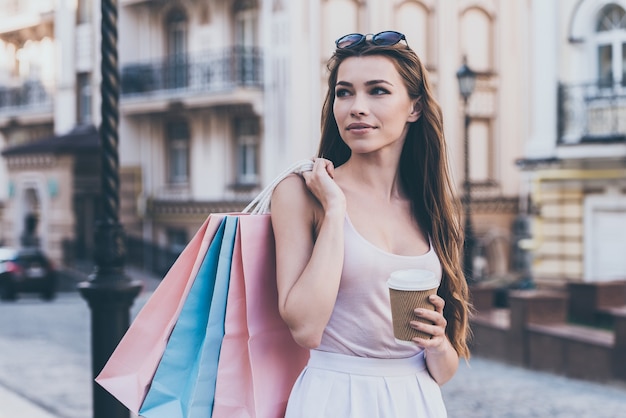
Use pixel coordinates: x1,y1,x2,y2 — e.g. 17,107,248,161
462,100,475,285
78,0,142,417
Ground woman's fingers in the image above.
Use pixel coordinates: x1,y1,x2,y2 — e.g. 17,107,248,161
410,295,448,348
301,158,346,212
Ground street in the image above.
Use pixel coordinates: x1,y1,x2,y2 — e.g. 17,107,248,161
1,275,626,418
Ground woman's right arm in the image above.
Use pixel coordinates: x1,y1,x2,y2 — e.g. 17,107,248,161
270,159,346,349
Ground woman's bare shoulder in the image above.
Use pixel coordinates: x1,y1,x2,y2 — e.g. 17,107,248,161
271,173,317,215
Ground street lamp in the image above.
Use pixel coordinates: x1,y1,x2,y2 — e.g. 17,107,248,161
78,1,142,417
456,58,477,285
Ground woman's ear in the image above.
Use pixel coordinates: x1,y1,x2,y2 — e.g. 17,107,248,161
408,97,422,122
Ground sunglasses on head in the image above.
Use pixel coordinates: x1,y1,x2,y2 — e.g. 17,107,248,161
335,31,409,49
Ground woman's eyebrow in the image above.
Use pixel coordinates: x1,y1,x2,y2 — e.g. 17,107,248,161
335,80,394,87
365,79,393,86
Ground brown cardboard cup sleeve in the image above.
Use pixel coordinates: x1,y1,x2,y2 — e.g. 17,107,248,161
387,269,439,345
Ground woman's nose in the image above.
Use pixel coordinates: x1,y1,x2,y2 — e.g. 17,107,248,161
349,94,369,116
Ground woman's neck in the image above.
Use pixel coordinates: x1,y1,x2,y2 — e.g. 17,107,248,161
338,156,405,202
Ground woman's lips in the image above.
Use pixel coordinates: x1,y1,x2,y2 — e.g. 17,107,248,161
347,123,375,133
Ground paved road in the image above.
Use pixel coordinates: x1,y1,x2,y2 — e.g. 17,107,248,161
1,270,626,418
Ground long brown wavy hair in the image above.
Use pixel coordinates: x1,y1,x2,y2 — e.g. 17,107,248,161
318,40,471,358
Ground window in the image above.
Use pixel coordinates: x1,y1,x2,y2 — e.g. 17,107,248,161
167,228,188,254
77,73,91,124
321,0,359,58
235,117,259,185
460,8,493,73
595,4,626,86
234,0,258,47
77,0,92,24
598,44,613,86
468,119,489,182
234,0,258,84
396,2,430,66
596,4,626,31
165,9,188,88
166,120,190,185
623,42,626,83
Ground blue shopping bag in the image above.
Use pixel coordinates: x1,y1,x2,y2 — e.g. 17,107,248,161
139,216,238,418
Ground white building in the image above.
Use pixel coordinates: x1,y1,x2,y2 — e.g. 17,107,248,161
520,0,626,286
0,0,530,281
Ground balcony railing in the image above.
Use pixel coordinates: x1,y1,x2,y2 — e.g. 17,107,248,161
0,81,52,115
558,81,626,144
0,0,54,21
121,47,263,98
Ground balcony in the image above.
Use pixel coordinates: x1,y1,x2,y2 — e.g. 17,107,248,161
0,81,53,124
0,0,54,44
120,47,263,115
558,81,626,143
558,81,626,159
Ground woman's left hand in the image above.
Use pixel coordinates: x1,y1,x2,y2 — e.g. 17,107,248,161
410,294,449,354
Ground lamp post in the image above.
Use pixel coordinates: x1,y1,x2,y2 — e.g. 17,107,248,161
456,58,477,285
78,0,142,417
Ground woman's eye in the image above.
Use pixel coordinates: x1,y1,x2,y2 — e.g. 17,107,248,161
371,87,390,95
335,88,351,97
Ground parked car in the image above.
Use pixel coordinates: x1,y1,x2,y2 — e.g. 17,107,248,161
0,247,57,301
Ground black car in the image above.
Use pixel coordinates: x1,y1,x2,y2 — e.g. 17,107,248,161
0,247,57,301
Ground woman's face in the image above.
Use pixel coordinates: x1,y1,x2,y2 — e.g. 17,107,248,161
333,55,420,157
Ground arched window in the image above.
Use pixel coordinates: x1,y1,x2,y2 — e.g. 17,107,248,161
597,4,626,31
321,0,361,57
595,4,626,86
460,7,493,73
395,1,431,67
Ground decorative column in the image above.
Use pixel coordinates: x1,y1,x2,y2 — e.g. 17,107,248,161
526,0,558,158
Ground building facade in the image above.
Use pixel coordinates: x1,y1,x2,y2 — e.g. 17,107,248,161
520,0,626,286
0,0,529,280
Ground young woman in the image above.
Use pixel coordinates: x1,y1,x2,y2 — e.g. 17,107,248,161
271,31,471,417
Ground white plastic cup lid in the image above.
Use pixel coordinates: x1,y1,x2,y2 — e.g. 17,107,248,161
386,269,439,291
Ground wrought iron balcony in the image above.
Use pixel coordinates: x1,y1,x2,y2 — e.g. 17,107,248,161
121,47,263,98
0,81,52,116
558,81,626,144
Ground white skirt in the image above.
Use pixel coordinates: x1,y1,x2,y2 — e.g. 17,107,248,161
284,350,447,418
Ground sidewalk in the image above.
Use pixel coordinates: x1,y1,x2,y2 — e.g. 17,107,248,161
0,266,160,418
0,385,57,418
1,267,626,417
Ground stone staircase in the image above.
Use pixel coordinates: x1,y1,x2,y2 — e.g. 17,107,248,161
469,280,626,383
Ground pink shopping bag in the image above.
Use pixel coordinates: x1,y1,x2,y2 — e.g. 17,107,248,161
95,214,225,414
212,214,310,418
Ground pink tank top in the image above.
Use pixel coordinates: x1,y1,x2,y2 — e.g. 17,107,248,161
317,216,442,358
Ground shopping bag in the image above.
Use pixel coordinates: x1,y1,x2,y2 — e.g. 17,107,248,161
211,219,309,415
96,159,313,416
95,214,225,414
140,216,238,418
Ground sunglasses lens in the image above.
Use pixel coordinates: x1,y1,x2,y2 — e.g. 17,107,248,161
336,34,364,49
372,31,404,46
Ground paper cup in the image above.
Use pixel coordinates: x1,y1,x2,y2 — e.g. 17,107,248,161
387,269,439,345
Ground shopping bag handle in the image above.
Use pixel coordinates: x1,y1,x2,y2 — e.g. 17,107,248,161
243,159,314,215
